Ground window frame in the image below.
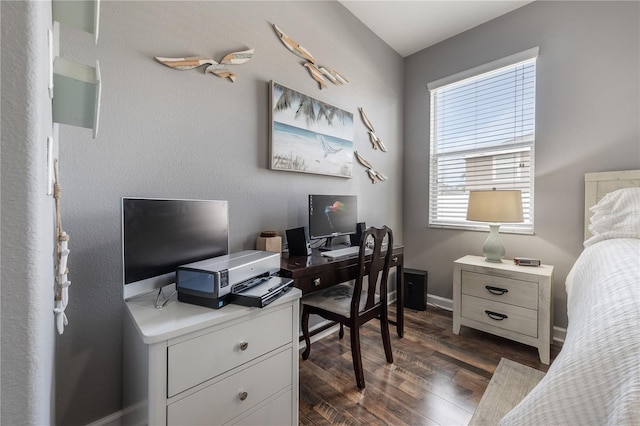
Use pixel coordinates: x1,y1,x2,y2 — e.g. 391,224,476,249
427,48,539,234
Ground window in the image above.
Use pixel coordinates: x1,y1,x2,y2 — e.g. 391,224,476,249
428,48,538,234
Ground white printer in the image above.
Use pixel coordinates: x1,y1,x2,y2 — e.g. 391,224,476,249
176,250,292,309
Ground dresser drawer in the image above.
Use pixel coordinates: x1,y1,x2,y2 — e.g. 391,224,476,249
230,389,293,425
461,271,538,310
167,306,293,397
461,294,537,337
167,348,293,425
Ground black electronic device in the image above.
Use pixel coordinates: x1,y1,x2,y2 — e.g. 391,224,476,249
286,226,312,256
349,222,367,246
308,194,357,249
404,269,428,311
514,257,541,267
121,197,229,300
231,276,294,308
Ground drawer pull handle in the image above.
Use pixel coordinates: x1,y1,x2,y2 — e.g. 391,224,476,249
485,310,508,321
313,278,321,287
239,390,248,401
485,285,508,295
239,341,249,351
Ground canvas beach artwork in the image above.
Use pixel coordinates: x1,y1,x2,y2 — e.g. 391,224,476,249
269,81,354,178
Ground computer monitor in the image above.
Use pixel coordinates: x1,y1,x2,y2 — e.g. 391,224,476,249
121,197,229,300
308,194,357,248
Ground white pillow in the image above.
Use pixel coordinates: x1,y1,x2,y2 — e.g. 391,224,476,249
584,187,640,247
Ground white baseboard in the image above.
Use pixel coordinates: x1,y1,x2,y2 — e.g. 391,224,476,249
86,410,123,426
553,326,567,343
427,294,453,311
88,400,148,426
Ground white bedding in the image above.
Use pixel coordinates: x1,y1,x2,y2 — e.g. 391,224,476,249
500,238,640,425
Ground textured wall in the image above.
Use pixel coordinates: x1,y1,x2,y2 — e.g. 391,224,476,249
1,1,57,425
403,1,640,328
55,2,403,424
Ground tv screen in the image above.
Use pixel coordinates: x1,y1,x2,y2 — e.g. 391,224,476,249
121,198,229,300
308,194,357,242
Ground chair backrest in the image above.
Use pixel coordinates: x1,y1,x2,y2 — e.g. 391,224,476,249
350,226,394,316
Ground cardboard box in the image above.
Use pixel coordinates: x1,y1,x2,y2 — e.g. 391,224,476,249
256,236,282,253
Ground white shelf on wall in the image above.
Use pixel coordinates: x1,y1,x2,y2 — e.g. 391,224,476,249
52,0,100,43
52,58,101,138
50,0,101,138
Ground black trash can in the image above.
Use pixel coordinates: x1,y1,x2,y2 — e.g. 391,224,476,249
404,268,428,311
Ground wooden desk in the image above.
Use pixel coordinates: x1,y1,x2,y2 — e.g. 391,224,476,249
280,245,404,337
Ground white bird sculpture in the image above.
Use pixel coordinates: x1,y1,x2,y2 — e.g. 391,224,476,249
273,23,348,90
155,48,255,82
355,151,387,184
359,107,387,152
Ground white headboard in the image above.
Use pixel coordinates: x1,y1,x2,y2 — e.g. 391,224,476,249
584,170,640,240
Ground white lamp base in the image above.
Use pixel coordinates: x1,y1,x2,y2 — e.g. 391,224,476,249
483,224,505,263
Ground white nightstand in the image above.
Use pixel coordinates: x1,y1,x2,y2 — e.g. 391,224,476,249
453,255,554,364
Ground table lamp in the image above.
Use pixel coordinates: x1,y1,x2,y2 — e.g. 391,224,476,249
466,189,523,263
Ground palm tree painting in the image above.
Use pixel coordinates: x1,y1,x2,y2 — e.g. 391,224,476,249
269,81,353,178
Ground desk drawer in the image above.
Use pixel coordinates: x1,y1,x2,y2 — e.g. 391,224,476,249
461,294,537,337
461,271,538,310
296,268,354,294
167,348,292,425
167,306,293,397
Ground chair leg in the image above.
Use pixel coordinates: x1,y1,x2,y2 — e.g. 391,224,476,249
301,306,312,360
380,311,393,364
339,323,344,339
350,325,365,389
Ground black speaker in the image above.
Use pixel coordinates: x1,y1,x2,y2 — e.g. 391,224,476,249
349,222,367,246
286,226,312,256
404,269,428,311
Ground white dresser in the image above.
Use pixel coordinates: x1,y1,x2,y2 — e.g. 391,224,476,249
452,255,554,364
123,286,301,425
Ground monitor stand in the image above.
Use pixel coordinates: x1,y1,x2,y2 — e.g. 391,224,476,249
318,237,334,252
318,237,353,251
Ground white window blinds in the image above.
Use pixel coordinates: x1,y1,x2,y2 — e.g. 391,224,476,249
428,48,538,234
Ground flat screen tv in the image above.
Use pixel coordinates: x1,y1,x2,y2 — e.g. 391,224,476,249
308,194,357,248
121,197,229,300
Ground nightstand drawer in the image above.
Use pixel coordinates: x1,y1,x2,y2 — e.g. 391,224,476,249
461,271,538,310
461,294,538,337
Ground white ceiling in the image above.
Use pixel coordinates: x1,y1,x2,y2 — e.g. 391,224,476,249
339,1,535,57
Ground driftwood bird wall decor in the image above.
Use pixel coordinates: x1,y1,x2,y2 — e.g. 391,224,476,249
355,151,387,184
272,23,348,90
359,107,387,152
154,48,254,82
356,107,388,184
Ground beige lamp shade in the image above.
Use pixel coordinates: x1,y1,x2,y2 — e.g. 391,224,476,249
466,190,524,223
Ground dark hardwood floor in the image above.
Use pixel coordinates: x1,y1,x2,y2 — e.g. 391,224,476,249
299,304,562,425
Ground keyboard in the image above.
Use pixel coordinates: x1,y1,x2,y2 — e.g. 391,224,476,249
321,246,371,259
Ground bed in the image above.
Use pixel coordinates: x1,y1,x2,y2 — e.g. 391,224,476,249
500,170,640,425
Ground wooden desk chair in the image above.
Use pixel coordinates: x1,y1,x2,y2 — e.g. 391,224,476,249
300,226,394,389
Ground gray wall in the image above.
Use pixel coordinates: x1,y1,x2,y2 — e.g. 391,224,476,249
6,1,638,424
403,1,639,329
1,2,56,425
55,1,403,424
